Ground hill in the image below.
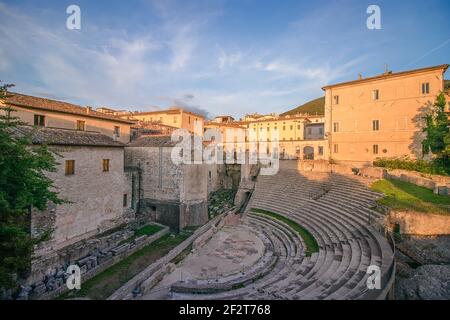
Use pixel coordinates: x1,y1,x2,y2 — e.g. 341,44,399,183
281,96,324,116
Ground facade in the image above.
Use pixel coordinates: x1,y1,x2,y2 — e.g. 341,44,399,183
323,64,449,166
123,108,205,134
8,126,129,254
125,136,209,231
1,93,134,144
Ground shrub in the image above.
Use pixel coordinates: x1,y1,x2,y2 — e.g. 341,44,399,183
373,157,449,176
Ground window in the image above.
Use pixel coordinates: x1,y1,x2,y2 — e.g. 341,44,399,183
422,82,430,94
267,127,270,131
333,95,339,105
188,116,191,124
290,125,293,130
372,89,379,100
373,144,379,154
372,120,379,131
283,126,286,131
297,125,300,130
34,114,45,127
123,194,128,207
208,171,211,179
319,127,324,135
77,120,85,131
333,144,339,153
114,126,120,137
307,128,312,135
173,116,177,123
65,160,75,175
103,159,110,172
318,146,324,155
333,122,340,132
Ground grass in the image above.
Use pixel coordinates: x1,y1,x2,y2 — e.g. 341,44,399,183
58,233,189,300
251,208,319,256
118,224,164,245
371,179,450,215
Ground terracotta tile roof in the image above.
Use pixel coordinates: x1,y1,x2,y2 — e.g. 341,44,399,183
126,135,178,147
4,92,134,124
9,126,124,147
322,64,449,90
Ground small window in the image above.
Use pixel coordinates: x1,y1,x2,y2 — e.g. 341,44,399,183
297,125,300,130
103,159,110,172
307,128,312,135
114,126,120,137
77,120,85,131
65,160,75,176
188,116,191,124
372,120,379,131
267,127,270,131
290,125,293,130
422,82,430,94
283,126,286,131
319,127,324,135
318,146,324,155
34,115,45,127
333,122,340,133
173,116,177,123
208,171,211,179
372,89,379,100
333,144,339,153
373,144,379,154
123,194,128,207
333,95,339,105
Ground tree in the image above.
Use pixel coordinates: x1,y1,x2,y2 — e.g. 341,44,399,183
0,82,63,297
422,92,450,172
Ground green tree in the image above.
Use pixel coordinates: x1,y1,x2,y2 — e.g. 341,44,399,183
0,82,62,297
422,92,450,170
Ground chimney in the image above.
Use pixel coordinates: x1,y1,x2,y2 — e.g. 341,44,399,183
358,73,362,80
86,106,92,114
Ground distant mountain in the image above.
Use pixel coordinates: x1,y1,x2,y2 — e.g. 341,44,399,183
281,96,325,116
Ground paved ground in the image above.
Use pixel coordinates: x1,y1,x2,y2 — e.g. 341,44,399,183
140,224,265,299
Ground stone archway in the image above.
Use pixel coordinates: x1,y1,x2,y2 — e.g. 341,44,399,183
303,146,314,160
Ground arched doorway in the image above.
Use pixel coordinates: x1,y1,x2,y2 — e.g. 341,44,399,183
303,146,314,160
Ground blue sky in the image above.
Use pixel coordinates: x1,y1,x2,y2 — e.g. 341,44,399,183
0,0,449,119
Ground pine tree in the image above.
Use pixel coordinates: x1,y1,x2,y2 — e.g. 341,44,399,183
422,92,450,172
0,82,63,297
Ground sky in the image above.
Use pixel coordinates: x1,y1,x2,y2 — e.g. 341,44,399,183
0,0,449,119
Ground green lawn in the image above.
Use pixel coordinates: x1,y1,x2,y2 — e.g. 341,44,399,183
371,179,450,215
251,208,319,256
58,233,189,300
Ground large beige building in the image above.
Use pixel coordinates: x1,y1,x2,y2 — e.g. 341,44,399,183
123,108,205,133
323,64,449,166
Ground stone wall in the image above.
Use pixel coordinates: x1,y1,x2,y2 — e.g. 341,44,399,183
388,211,450,235
125,146,209,231
386,169,450,195
33,146,127,257
21,223,169,299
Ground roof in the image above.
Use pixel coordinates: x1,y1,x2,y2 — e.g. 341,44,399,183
281,97,325,116
130,107,205,119
322,64,449,90
126,135,178,147
3,92,134,124
9,126,124,147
